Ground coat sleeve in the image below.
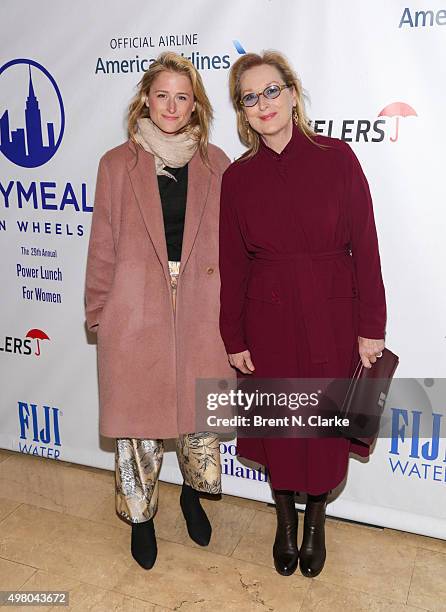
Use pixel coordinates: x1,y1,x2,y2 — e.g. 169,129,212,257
345,145,387,339
219,170,251,354
84,156,116,332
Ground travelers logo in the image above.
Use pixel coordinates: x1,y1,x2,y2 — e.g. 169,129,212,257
378,102,418,142
0,328,50,357
312,101,418,143
26,328,50,356
0,59,65,168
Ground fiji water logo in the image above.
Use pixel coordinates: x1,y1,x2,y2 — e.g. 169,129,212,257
312,101,418,143
389,408,445,483
18,401,62,459
0,59,65,168
0,328,50,357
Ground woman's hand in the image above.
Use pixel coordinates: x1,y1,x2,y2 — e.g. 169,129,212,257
228,350,255,374
358,337,385,369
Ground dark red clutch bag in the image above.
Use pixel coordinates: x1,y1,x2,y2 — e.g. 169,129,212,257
339,347,399,445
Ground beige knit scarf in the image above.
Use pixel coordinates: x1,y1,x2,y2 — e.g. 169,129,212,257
134,117,199,181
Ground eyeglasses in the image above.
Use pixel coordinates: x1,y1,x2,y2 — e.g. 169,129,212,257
240,83,291,107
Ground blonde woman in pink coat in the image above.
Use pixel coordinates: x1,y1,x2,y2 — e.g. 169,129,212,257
85,52,234,569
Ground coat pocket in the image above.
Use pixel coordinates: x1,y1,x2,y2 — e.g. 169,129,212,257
328,258,358,298
246,274,282,304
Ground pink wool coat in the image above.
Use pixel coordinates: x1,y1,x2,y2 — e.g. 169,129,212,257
85,140,235,439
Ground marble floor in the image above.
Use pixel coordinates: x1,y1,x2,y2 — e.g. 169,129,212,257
0,449,444,611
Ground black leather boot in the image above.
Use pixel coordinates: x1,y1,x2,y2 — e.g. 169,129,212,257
272,489,299,576
131,518,157,569
299,492,328,578
180,482,212,546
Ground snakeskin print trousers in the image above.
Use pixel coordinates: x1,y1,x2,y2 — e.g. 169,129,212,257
115,261,221,523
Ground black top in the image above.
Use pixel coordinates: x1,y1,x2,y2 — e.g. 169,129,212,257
157,164,188,262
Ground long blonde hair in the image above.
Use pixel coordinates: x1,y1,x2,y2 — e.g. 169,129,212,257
229,50,318,158
128,52,213,165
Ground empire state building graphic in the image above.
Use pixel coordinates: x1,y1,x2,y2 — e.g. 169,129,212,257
0,63,59,168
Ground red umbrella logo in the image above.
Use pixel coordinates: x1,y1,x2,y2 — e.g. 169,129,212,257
25,328,50,356
378,102,418,142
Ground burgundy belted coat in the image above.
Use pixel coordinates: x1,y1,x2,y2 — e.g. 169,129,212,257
219,126,386,494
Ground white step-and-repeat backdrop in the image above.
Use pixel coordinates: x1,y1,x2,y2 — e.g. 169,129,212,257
1,1,445,539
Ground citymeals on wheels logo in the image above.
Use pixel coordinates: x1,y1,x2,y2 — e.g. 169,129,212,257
18,401,62,459
0,59,65,168
0,58,91,239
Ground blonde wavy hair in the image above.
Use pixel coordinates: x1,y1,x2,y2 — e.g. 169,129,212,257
128,52,213,165
229,50,318,158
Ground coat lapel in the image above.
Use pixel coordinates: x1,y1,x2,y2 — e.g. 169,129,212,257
127,142,169,277
180,151,212,274
126,142,212,277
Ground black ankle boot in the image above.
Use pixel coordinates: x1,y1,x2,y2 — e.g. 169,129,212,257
272,489,299,576
180,482,212,546
299,493,328,578
131,518,157,569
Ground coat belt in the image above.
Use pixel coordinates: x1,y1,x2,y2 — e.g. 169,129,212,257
252,247,351,364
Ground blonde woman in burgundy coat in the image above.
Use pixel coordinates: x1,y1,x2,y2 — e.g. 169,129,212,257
85,52,234,569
